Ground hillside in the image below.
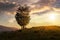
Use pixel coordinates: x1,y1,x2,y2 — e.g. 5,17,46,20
0,26,60,40
0,25,19,32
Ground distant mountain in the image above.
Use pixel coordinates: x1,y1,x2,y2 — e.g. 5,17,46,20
0,25,19,32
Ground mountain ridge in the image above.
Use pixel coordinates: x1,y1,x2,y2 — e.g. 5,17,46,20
0,25,19,32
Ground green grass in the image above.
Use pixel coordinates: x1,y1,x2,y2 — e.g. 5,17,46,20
0,26,60,40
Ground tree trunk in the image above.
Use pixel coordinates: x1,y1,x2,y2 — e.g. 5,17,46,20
21,26,25,29
23,26,25,29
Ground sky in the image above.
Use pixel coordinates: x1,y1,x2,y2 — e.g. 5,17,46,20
0,0,60,28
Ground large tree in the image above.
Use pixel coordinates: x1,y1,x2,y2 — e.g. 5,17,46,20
15,5,30,29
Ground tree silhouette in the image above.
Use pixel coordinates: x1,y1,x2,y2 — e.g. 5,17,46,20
15,5,30,29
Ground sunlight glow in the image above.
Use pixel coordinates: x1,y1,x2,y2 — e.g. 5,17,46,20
48,13,56,21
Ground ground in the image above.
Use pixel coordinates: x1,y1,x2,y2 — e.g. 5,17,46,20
0,26,60,40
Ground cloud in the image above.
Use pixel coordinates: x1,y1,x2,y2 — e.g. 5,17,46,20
8,0,39,5
52,0,60,8
0,2,17,11
4,0,60,9
0,0,60,16
30,0,60,15
32,0,60,8
32,10,50,15
32,0,56,6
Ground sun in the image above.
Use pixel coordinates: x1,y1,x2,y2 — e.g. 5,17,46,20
48,13,56,20
47,11,58,22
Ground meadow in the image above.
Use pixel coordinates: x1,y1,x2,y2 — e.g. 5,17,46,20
0,26,60,40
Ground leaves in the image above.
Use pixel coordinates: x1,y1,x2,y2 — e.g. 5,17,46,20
15,5,30,28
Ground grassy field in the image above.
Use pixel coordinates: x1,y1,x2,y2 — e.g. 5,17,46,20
0,26,60,40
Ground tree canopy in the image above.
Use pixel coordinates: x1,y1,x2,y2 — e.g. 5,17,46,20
15,5,30,29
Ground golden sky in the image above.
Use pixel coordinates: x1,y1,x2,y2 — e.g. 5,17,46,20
0,0,60,28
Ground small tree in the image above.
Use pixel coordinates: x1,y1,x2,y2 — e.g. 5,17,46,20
15,5,30,29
